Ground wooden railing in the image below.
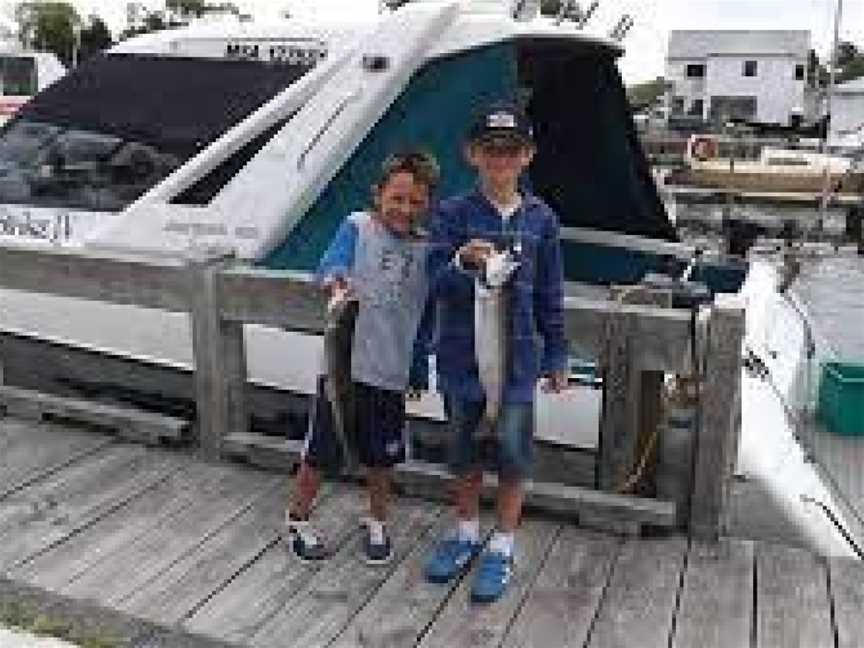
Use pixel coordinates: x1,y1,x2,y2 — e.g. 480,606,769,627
0,245,744,540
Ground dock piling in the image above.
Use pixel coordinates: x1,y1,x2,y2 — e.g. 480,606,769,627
188,253,248,461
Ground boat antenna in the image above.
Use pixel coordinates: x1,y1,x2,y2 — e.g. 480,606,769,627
512,0,541,21
555,1,599,28
577,0,599,28
609,13,635,42
818,0,843,233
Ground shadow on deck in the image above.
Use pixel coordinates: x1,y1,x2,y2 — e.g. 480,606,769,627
0,417,861,648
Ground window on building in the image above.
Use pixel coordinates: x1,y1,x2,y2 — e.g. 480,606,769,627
672,96,685,115
743,60,758,77
710,96,757,122
688,98,704,117
685,64,705,79
795,64,805,81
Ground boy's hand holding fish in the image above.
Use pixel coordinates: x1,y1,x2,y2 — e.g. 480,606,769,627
457,239,495,268
322,275,353,304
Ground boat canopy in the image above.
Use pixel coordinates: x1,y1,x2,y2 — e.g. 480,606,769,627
0,1,674,273
265,38,674,272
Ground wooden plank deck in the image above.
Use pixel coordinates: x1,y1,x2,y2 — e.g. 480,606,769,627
0,415,859,648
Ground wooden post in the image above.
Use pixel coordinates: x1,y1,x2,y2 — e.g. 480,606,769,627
600,287,671,494
598,309,638,491
690,296,745,541
188,253,247,460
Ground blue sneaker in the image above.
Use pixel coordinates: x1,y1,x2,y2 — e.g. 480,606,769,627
471,550,514,603
424,537,482,584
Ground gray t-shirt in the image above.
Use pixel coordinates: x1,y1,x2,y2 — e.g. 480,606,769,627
349,212,429,391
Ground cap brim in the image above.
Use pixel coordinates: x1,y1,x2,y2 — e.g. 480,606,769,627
471,131,533,146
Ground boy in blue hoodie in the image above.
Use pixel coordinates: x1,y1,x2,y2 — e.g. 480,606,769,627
424,105,568,603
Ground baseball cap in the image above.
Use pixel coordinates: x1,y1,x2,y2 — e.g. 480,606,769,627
467,103,534,145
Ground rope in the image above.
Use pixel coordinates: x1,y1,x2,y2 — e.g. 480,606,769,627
609,281,709,495
617,423,660,495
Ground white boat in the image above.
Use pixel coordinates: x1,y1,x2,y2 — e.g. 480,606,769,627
669,133,864,194
0,0,857,558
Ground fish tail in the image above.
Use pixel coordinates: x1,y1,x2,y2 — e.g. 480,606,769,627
475,402,499,440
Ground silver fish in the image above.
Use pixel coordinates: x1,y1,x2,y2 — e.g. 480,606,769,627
322,292,360,472
474,250,519,439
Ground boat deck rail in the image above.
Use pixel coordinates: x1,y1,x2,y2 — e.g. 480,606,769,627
0,243,743,540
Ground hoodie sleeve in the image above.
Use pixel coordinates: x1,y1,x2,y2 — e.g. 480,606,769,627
427,204,474,300
316,217,359,285
534,209,568,374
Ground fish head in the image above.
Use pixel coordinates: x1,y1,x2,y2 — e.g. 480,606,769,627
482,250,520,288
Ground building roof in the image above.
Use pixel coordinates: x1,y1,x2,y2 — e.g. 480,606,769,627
835,77,864,94
668,30,810,59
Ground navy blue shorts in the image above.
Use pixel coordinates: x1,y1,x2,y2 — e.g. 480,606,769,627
303,378,406,470
446,398,535,481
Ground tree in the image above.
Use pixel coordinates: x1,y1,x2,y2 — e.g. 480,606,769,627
839,57,864,84
167,0,239,19
15,2,81,67
836,41,864,84
166,0,207,17
120,10,167,40
122,0,240,39
837,41,858,67
540,0,562,16
808,49,828,88
78,15,113,62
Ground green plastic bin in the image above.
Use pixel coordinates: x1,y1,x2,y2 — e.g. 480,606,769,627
817,362,864,437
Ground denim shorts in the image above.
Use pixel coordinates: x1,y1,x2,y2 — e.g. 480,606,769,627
445,397,535,481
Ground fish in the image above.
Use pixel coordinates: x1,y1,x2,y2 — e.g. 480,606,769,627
321,290,360,473
474,249,520,440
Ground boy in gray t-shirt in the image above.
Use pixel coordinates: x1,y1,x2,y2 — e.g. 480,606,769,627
285,151,438,565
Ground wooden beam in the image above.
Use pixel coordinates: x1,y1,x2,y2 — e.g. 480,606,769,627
0,385,188,444
0,246,189,312
564,296,692,373
217,267,326,333
395,461,676,530
690,296,745,541
597,308,635,491
189,258,247,461
221,433,676,529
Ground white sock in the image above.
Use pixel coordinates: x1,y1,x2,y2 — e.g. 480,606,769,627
285,514,321,546
457,518,480,543
488,531,515,557
367,518,386,545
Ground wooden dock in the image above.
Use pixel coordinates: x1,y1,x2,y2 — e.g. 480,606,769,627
0,416,861,648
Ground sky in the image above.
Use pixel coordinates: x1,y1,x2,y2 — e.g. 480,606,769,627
1,0,862,84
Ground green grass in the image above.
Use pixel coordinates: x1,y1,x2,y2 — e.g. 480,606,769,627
0,600,122,648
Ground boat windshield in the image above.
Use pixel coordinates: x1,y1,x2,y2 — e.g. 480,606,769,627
0,54,312,211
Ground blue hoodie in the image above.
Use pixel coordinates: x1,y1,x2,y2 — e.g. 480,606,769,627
429,189,567,403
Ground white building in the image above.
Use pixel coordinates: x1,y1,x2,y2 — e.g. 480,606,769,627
831,78,864,149
665,30,810,126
